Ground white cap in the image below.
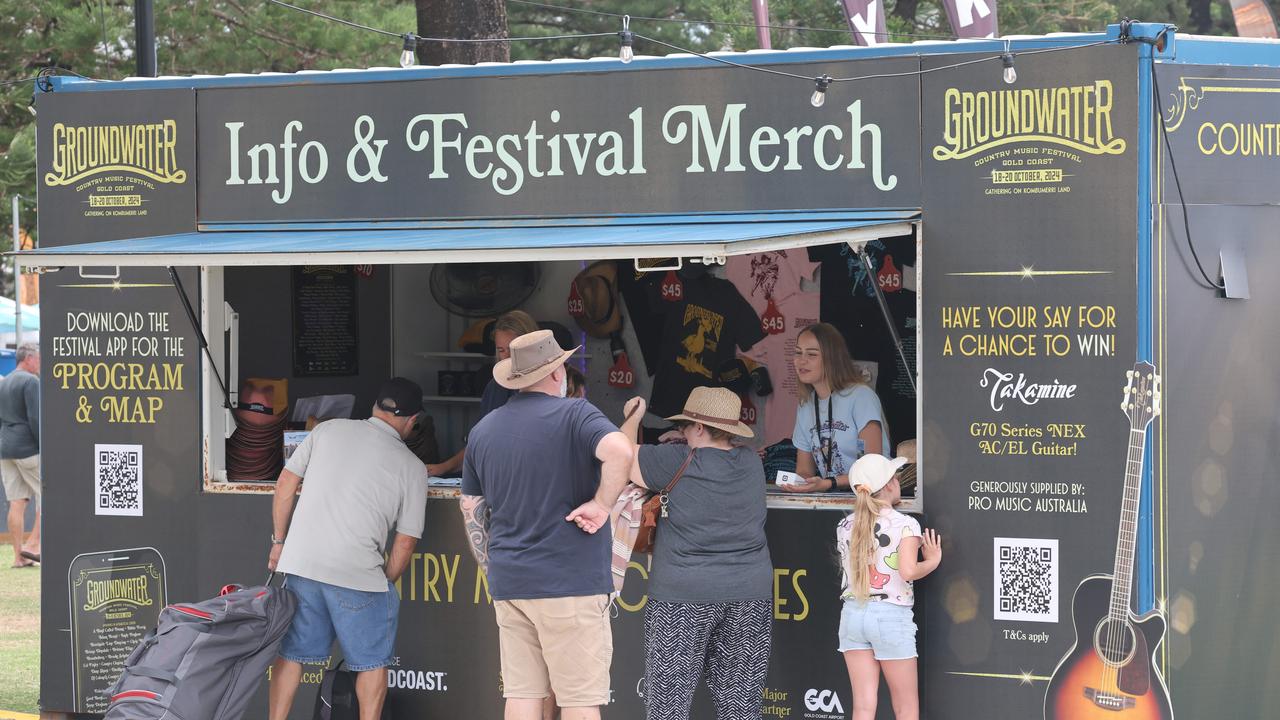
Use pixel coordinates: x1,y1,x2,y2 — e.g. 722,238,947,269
849,454,909,495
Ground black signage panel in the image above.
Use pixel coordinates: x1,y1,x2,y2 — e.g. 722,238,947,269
1156,63,1280,205
36,88,203,711
68,548,168,713
920,44,1144,718
35,89,196,247
292,266,359,376
195,60,923,221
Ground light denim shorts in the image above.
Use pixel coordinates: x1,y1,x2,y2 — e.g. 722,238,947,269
280,574,399,671
836,599,917,660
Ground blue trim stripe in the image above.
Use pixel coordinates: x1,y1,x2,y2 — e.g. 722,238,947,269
23,214,914,258
1135,41,1156,614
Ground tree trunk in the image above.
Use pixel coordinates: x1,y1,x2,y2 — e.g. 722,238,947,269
1188,0,1213,34
415,0,509,65
892,0,921,29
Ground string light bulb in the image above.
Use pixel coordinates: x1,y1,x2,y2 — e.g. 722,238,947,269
810,75,832,108
1000,40,1017,85
400,34,418,68
1000,53,1017,84
619,15,634,63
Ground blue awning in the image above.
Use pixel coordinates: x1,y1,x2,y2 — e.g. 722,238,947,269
15,210,918,268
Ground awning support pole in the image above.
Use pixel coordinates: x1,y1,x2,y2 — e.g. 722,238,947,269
167,266,231,409
856,247,917,396
11,195,20,348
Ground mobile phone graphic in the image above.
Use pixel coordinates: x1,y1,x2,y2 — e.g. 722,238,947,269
68,547,168,713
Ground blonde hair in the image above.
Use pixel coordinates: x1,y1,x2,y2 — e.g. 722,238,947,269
494,310,538,337
847,484,893,601
796,323,870,402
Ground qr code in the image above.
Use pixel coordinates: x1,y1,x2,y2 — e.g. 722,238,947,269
94,444,144,517
993,537,1058,623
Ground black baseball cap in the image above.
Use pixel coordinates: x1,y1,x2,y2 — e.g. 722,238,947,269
376,377,424,417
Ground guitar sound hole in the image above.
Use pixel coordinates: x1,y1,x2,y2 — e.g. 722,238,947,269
1092,617,1137,667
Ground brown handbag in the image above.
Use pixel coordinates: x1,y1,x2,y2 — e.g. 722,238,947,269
634,450,695,554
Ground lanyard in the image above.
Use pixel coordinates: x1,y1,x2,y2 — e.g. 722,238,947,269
813,394,834,478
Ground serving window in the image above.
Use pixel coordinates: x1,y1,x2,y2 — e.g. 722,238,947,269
198,230,921,513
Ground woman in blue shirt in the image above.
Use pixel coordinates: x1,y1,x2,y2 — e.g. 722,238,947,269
781,323,890,493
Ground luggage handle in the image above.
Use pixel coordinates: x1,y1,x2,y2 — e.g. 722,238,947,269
124,665,179,683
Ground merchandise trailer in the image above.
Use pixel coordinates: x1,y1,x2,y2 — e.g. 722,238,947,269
22,22,1280,719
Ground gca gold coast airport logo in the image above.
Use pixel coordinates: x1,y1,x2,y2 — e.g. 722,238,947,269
44,120,187,218
932,81,1126,197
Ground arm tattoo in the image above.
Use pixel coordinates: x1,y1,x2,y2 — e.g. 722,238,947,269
460,495,491,574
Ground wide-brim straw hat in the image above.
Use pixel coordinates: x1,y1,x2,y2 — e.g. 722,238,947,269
493,329,580,390
665,386,754,438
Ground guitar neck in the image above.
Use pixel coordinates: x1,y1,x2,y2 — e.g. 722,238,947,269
1109,427,1147,620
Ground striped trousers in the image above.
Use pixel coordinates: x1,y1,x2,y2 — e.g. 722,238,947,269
643,599,773,720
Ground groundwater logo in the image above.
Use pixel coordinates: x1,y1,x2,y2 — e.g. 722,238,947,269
932,81,1127,161
804,688,845,714
44,120,187,186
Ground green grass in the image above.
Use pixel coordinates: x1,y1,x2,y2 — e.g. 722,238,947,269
0,543,40,714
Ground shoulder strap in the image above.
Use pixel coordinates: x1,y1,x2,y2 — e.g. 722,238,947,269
662,450,696,494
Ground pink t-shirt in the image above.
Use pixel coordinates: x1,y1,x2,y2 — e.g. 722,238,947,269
836,508,921,607
724,251,821,447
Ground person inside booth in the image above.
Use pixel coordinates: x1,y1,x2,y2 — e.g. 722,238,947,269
426,310,540,478
779,323,891,494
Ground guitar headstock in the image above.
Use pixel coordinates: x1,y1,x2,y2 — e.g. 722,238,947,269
1122,360,1162,430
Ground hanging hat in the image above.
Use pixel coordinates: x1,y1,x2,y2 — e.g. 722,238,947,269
493,329,580,390
849,453,909,495
570,261,622,339
665,386,754,438
458,318,497,354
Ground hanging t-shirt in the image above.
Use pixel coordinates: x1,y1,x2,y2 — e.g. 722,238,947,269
809,236,917,443
725,250,821,447
648,275,765,417
836,508,921,606
615,259,669,374
791,385,890,479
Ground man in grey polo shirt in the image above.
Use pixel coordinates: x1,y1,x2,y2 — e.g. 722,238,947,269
266,377,429,720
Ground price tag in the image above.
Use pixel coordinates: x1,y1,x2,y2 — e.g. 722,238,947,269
739,393,758,425
608,352,636,388
567,281,586,318
660,270,684,302
761,297,786,335
878,253,902,293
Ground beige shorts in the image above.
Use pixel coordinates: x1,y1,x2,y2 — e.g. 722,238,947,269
1,455,40,502
494,594,613,707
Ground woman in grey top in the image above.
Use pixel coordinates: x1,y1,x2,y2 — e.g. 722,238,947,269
622,387,773,720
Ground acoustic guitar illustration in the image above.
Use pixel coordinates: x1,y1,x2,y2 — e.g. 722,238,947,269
1043,361,1173,720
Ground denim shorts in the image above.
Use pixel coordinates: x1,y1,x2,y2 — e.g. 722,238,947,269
280,575,399,671
836,599,917,660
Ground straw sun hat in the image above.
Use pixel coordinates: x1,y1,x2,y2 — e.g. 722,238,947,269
493,329,580,390
666,386,754,438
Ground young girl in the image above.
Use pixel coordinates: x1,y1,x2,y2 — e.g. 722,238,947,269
783,322,890,493
836,454,941,720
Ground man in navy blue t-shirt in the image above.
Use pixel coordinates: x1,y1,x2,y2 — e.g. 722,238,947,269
461,330,632,720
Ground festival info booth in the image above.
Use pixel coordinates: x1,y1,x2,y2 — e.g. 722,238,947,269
23,22,1280,719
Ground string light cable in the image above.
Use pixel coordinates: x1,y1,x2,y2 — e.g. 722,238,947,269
507,0,1105,43
634,33,1116,94
263,0,1117,105
1145,38,1223,290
